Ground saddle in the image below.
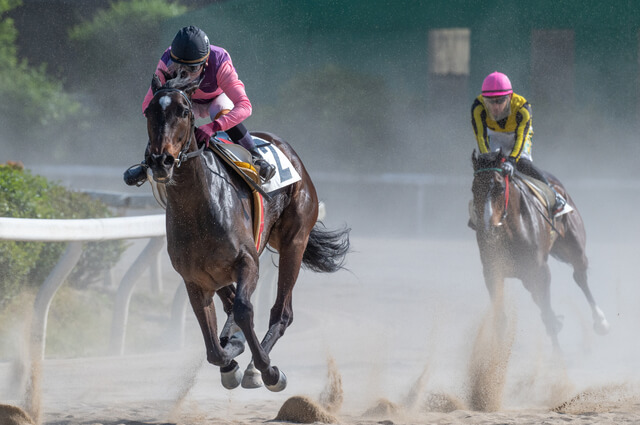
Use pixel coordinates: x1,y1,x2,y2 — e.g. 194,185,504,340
208,137,265,250
515,173,573,218
149,134,302,252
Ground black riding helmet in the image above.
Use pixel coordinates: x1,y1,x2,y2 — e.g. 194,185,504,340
170,26,210,65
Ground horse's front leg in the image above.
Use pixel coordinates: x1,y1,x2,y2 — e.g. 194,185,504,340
482,265,508,340
233,258,287,392
216,285,244,346
185,282,245,389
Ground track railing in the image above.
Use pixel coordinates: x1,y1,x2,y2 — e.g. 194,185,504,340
0,215,166,359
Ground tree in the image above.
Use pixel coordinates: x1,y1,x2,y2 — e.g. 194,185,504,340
0,0,79,145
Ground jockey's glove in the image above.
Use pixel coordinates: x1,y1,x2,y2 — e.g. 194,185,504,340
502,158,515,177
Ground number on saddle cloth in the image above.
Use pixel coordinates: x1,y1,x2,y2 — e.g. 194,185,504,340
212,136,302,194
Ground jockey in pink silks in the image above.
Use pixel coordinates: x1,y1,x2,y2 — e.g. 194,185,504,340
124,25,275,186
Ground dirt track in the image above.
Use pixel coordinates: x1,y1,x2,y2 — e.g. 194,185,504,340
2,236,640,424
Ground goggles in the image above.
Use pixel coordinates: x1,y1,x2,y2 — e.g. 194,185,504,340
179,64,203,74
484,95,510,105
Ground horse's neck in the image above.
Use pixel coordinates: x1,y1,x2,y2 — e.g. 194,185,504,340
166,156,222,217
506,179,544,230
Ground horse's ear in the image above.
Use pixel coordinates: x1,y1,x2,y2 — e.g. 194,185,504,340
184,73,204,97
472,149,478,165
151,74,162,94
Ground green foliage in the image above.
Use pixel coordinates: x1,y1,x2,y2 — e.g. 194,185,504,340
68,0,188,114
259,64,396,170
0,164,126,308
69,0,186,42
0,0,79,136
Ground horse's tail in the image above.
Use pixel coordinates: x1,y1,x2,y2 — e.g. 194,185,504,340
302,222,351,273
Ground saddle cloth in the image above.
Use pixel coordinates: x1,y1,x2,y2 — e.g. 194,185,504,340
212,133,302,193
148,133,301,251
517,173,573,217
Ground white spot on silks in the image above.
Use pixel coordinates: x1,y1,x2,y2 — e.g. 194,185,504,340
159,96,171,110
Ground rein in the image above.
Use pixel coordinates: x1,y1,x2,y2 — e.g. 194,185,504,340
152,87,204,167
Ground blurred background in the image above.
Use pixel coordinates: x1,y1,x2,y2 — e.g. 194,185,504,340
2,0,640,240
2,4,640,417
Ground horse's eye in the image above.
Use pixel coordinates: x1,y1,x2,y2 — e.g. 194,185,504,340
181,108,189,118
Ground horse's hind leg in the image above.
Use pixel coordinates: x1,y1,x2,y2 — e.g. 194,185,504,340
572,258,610,335
522,265,563,350
552,220,610,335
232,258,288,391
185,282,245,389
247,233,308,392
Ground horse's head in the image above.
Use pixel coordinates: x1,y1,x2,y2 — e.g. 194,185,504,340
471,149,511,230
144,73,202,183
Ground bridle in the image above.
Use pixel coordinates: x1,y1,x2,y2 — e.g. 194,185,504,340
151,87,205,167
473,162,510,222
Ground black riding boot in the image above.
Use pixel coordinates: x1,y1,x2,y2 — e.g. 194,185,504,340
228,124,276,182
517,158,566,214
248,146,276,182
123,161,148,186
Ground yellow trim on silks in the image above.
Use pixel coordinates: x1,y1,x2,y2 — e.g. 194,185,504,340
170,50,210,64
472,93,533,161
234,160,263,249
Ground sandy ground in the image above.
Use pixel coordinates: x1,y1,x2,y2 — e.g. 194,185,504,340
2,235,640,425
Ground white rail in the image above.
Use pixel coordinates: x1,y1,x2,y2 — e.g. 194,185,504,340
0,215,167,360
0,215,166,241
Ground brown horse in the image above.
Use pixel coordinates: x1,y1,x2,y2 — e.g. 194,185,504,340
143,74,350,391
471,150,609,349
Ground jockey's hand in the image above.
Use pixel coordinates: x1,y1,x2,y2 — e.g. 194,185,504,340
502,158,515,177
195,127,212,145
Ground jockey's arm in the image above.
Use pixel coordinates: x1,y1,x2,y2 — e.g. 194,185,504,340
509,103,532,162
471,98,490,153
198,60,252,137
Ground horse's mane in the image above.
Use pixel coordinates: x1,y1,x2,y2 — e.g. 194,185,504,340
152,70,203,95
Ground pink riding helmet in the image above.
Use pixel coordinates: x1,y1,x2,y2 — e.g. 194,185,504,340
481,71,513,97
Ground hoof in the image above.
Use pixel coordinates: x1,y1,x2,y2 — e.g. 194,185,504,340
265,368,287,392
220,363,243,390
594,319,610,335
241,361,263,389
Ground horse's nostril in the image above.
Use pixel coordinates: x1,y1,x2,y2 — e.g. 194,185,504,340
163,155,174,166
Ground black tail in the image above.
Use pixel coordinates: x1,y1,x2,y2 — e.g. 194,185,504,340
302,222,350,273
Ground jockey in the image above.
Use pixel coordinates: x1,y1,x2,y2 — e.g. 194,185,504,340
124,25,275,186
471,71,566,216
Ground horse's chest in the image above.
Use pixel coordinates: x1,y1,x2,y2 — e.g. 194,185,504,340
166,230,238,283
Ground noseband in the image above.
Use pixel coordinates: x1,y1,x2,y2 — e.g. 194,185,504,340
151,88,205,167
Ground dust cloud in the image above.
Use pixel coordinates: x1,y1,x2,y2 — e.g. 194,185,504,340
2,4,640,425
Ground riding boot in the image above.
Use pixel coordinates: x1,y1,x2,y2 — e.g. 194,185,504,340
123,161,148,187
248,147,276,182
551,188,567,215
233,131,276,182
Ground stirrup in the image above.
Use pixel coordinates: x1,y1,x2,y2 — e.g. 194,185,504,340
552,195,567,216
254,159,275,182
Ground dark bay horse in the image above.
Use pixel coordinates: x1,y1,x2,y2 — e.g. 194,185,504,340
470,150,609,349
143,74,350,391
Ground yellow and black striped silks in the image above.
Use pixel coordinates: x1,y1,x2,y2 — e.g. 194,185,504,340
471,93,533,161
